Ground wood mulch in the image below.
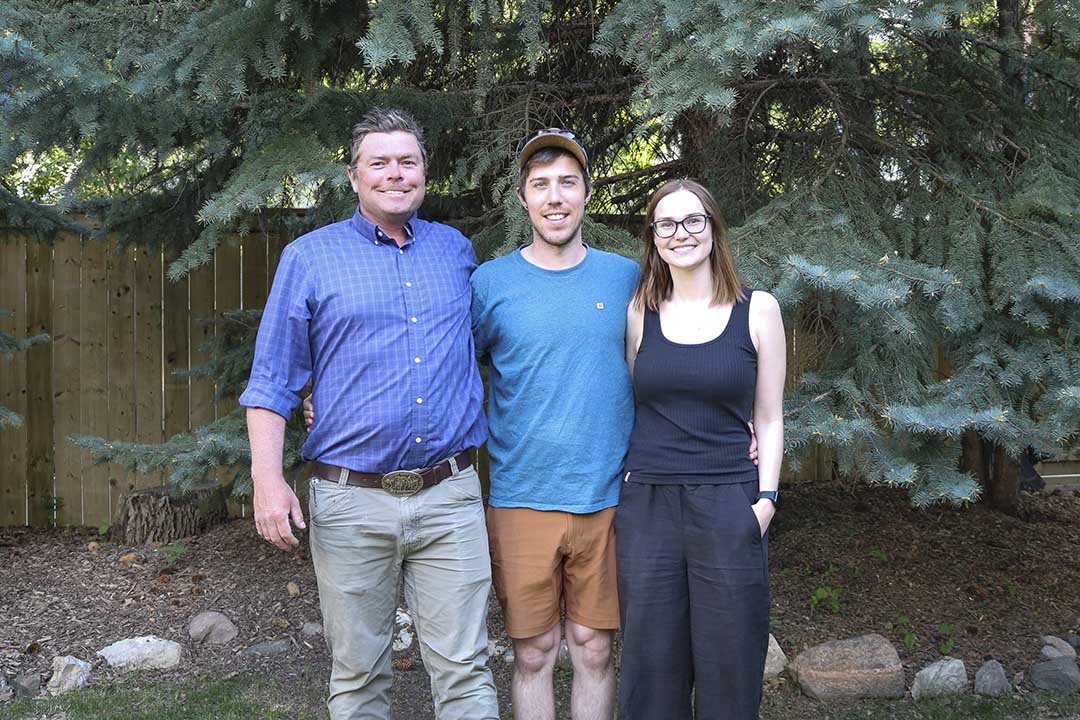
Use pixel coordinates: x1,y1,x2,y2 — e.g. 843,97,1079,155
1,480,1078,716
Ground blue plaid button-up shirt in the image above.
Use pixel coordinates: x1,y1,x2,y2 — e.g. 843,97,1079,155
239,207,488,473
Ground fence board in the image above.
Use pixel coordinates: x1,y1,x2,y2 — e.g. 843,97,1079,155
134,247,163,488
216,236,243,514
163,253,190,440
242,233,268,311
267,232,289,289
0,234,28,525
80,240,110,527
25,240,54,527
52,235,82,525
107,245,136,512
188,263,215,429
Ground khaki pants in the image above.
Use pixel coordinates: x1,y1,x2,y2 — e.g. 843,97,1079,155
309,465,498,720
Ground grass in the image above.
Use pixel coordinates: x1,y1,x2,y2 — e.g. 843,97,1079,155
0,673,327,720
762,688,1080,720
2,673,1078,719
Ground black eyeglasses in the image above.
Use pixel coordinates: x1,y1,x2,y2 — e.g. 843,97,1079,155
651,214,711,238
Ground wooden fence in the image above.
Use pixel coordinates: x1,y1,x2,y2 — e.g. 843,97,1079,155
0,228,289,528
4,229,1076,529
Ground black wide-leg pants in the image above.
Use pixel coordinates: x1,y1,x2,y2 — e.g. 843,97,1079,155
615,480,770,720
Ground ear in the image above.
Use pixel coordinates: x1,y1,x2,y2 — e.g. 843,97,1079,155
517,188,528,210
346,165,361,193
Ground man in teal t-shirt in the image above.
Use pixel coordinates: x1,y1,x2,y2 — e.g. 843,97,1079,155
471,130,637,720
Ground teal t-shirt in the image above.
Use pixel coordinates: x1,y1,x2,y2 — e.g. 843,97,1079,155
471,247,639,512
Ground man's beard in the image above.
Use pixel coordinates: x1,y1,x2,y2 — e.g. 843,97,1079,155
532,219,584,248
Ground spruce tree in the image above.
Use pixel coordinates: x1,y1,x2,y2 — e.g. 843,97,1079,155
3,0,1078,512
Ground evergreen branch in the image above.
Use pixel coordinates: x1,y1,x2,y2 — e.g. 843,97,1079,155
592,159,686,189
952,31,1080,93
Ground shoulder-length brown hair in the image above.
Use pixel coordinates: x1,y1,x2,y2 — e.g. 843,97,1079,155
632,178,745,311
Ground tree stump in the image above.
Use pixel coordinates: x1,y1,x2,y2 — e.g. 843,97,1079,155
111,485,228,545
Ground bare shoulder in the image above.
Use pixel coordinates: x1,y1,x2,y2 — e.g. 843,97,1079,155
748,291,784,348
748,289,781,317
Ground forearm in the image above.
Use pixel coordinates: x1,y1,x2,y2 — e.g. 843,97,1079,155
753,418,783,493
247,407,287,485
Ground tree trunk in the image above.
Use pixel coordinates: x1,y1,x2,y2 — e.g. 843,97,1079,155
962,431,1021,515
960,428,990,487
111,485,228,545
988,444,1021,516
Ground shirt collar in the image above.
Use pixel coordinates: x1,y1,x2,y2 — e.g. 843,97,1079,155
351,206,418,247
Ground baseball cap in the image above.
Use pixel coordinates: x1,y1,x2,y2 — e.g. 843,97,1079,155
518,128,589,174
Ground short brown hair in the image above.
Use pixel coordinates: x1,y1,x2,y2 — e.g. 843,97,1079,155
632,178,745,311
349,108,427,167
517,147,591,195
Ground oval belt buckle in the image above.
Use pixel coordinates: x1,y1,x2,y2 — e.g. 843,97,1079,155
381,470,424,497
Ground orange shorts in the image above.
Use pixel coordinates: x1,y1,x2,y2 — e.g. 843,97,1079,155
486,506,620,639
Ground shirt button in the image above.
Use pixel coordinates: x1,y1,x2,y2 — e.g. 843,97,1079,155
415,437,422,443
399,249,404,255
416,397,423,404
410,317,417,323
405,281,412,287
414,357,421,363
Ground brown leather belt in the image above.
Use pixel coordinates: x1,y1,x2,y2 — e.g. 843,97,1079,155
313,451,473,498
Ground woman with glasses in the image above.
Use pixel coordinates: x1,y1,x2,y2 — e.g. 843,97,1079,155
616,179,785,719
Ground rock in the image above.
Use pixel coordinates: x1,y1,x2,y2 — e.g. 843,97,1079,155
0,674,13,702
188,611,238,645
393,608,414,651
242,639,291,657
975,660,1010,697
764,634,788,678
301,622,323,638
503,645,515,664
1041,636,1077,659
1068,634,1080,652
97,636,182,671
13,672,40,697
912,657,968,701
1029,657,1080,694
557,639,571,670
393,627,414,652
286,581,301,598
46,656,91,696
789,634,904,700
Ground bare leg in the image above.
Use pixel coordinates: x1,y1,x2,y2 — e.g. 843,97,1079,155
511,623,561,720
565,621,615,720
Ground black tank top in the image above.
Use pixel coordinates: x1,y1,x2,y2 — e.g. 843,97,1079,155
624,292,758,484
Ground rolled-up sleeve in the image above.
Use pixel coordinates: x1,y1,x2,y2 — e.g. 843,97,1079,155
238,244,313,419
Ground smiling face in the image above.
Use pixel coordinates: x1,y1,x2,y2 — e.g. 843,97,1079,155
651,189,713,272
518,152,591,249
347,131,426,230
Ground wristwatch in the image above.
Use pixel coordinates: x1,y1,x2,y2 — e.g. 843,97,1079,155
757,490,779,508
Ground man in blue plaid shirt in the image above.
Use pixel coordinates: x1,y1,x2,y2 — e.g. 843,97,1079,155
240,108,497,720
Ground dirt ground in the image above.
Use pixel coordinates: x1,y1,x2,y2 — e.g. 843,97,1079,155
2,479,1078,718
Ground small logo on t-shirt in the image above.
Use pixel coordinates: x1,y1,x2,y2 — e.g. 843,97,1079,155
596,302,605,310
